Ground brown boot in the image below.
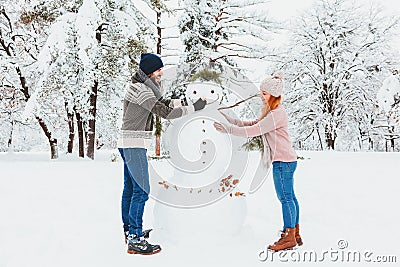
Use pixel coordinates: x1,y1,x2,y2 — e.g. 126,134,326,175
275,231,285,245
295,224,303,246
268,228,296,251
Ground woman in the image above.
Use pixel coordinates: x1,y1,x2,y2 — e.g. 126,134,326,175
213,71,302,251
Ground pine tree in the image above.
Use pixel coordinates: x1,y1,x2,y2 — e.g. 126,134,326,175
174,0,276,110
178,0,274,72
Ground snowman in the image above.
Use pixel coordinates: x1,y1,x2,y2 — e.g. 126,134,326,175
150,79,252,242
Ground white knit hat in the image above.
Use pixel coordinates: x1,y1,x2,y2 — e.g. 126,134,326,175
260,71,284,97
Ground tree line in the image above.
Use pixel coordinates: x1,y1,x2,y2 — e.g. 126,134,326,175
1,0,399,159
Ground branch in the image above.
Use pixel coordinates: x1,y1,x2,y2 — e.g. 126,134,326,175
218,45,248,52
0,8,13,32
0,38,13,57
211,53,277,61
24,47,37,61
217,42,252,49
162,35,179,40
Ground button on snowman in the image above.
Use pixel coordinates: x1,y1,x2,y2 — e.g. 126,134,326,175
152,80,248,242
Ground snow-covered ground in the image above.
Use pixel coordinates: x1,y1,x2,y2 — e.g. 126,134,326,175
1,150,399,267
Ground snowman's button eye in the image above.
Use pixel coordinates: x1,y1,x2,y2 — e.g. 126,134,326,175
202,141,206,145
211,90,215,94
193,90,197,94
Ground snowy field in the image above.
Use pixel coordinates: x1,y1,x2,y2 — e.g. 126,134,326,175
1,150,399,267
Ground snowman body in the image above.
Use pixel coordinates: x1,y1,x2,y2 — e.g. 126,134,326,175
152,81,248,241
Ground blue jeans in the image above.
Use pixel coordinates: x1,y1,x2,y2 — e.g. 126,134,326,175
118,148,150,238
272,161,299,231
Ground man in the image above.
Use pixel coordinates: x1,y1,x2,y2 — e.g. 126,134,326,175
118,53,207,255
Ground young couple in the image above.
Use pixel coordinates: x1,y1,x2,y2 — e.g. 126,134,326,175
118,53,302,255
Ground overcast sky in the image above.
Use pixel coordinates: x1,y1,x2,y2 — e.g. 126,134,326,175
267,0,400,19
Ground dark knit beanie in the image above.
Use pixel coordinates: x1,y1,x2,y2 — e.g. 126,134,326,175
139,53,164,75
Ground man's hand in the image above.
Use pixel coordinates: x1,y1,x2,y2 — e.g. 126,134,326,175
213,121,230,133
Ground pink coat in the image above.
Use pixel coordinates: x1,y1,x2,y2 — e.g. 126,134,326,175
223,104,297,163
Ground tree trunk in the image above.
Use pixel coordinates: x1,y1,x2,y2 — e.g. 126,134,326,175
36,116,58,159
86,80,98,160
86,24,104,160
83,121,88,145
16,66,58,159
8,120,14,152
325,127,336,150
1,17,57,158
155,116,161,156
75,109,84,158
66,103,75,154
316,124,323,150
390,126,395,152
155,10,162,156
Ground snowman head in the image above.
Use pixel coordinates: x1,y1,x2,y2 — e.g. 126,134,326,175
185,81,222,104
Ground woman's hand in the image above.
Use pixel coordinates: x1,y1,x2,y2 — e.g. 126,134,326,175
220,111,229,120
220,112,234,123
213,121,230,133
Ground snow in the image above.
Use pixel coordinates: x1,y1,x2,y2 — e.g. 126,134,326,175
76,0,100,68
35,13,78,70
156,87,248,235
1,150,399,266
154,78,248,233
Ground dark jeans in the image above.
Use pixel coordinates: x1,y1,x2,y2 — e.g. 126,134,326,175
272,161,299,231
118,148,150,238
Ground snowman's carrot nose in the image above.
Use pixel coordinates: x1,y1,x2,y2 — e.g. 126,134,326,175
201,97,207,101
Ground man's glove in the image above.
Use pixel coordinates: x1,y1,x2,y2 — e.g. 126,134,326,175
193,98,207,111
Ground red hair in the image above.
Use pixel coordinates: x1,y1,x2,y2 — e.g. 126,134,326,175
259,95,281,120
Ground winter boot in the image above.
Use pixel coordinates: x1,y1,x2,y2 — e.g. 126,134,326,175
268,228,296,251
124,231,129,244
274,225,303,246
273,230,286,245
124,229,152,244
127,235,161,255
295,224,303,246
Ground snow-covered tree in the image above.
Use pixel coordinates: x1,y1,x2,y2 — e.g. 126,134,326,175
374,70,400,151
32,13,86,156
179,0,274,66
0,1,62,157
0,84,25,151
132,0,186,156
282,0,399,151
30,0,148,158
95,0,150,153
176,0,276,98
